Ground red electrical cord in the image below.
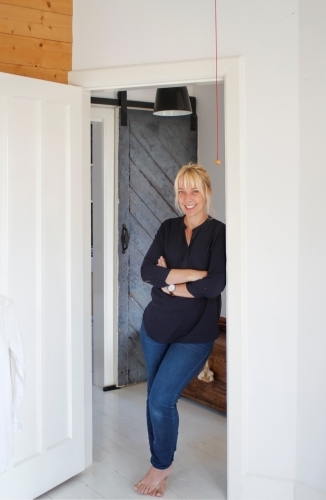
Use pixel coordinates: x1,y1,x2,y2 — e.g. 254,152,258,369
215,0,221,165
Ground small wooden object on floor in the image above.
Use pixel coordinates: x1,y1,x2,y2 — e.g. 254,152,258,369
182,317,226,413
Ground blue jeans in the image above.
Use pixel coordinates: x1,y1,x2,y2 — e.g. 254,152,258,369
140,320,214,470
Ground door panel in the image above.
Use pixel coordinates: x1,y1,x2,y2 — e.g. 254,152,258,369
129,162,175,222
0,72,88,499
118,109,197,386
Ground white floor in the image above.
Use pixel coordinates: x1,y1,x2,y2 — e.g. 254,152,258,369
37,383,227,499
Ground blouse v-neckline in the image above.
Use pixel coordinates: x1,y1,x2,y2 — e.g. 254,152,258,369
182,216,210,246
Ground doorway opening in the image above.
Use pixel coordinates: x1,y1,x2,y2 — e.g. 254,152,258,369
90,82,228,496
70,55,245,499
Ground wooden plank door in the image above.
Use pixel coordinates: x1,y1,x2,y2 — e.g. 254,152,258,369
0,72,90,499
117,109,197,386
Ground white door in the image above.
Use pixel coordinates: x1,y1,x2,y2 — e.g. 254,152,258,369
0,72,91,500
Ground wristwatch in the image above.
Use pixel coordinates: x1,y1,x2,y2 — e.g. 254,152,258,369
167,284,176,296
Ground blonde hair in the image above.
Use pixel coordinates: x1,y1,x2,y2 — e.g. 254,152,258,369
174,163,212,214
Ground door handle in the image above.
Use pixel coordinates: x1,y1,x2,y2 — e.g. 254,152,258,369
121,224,130,254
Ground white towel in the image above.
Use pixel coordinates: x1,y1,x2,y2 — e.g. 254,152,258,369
0,295,25,474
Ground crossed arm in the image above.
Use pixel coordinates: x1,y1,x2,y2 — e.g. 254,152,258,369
157,256,207,298
140,222,226,299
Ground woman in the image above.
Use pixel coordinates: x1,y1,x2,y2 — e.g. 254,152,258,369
134,164,226,497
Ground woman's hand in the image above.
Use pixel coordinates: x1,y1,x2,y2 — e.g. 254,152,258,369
157,256,167,268
156,256,208,284
192,270,208,280
165,268,207,284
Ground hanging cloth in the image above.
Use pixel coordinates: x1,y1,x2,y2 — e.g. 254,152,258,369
0,295,25,474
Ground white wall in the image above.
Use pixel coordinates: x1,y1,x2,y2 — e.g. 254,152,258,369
73,0,215,71
193,83,225,224
72,0,326,497
192,82,226,317
91,88,158,101
91,86,193,103
296,0,326,495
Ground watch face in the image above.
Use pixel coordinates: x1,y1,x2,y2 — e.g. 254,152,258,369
168,284,176,292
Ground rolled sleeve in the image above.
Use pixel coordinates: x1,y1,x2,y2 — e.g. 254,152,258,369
141,224,171,288
186,223,226,299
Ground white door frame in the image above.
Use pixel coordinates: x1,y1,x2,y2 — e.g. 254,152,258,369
71,56,246,498
90,107,118,388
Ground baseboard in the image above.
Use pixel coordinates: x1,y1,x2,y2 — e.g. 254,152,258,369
295,481,326,500
229,476,326,500
228,475,294,500
244,475,294,500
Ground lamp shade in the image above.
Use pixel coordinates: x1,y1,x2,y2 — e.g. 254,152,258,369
153,87,192,116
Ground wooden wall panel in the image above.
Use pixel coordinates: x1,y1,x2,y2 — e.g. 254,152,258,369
0,33,71,68
0,0,72,83
2,0,72,15
0,4,72,42
0,62,67,83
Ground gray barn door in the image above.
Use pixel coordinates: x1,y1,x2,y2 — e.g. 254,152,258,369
117,109,197,386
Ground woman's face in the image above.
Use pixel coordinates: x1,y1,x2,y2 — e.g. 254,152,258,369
177,184,207,218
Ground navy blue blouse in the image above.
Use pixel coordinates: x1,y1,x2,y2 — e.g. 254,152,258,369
141,216,226,343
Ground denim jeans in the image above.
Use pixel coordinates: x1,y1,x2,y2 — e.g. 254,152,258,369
140,320,214,470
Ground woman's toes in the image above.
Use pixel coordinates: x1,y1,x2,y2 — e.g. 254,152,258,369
136,483,144,494
152,479,166,497
150,487,158,497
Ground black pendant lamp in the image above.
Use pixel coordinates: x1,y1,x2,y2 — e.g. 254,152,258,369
153,86,192,116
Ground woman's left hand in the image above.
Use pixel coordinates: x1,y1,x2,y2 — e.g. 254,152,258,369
158,256,168,294
157,256,167,268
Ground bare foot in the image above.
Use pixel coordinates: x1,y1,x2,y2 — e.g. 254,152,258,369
151,478,167,497
134,465,172,495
